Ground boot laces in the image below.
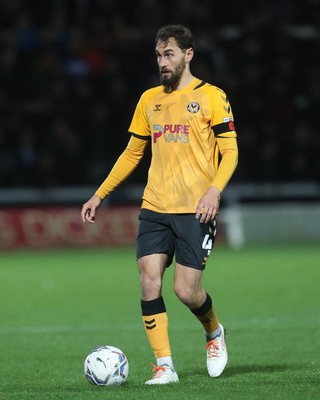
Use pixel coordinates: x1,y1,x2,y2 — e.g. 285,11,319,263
205,339,219,358
151,364,168,378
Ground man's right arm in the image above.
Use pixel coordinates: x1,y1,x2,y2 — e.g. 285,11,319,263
96,134,149,199
81,134,149,223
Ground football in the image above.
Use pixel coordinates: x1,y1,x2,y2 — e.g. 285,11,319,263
84,345,129,386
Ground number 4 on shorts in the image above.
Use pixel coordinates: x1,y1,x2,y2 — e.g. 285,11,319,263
202,234,213,250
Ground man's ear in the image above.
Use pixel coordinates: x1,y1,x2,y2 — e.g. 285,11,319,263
185,48,194,63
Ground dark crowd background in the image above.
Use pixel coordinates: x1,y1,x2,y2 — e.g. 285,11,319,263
0,0,319,190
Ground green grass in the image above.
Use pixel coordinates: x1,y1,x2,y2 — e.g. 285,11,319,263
0,244,319,400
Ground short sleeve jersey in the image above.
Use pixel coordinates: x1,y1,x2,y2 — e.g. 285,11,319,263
128,77,237,213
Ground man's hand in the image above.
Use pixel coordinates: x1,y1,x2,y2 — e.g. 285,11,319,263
81,194,103,223
195,186,221,223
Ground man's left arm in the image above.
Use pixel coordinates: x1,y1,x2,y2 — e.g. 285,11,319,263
195,137,238,223
211,136,238,192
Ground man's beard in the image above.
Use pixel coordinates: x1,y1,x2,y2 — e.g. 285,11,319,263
160,58,186,93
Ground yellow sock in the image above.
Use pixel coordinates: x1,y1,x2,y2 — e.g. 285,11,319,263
141,297,171,358
191,293,219,335
195,306,219,334
142,312,171,358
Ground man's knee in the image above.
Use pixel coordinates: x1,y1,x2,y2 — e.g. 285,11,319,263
138,254,166,300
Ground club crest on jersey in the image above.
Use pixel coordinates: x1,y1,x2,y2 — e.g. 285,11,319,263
187,102,200,113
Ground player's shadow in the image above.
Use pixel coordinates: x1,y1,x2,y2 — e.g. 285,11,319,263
183,364,292,379
219,364,291,377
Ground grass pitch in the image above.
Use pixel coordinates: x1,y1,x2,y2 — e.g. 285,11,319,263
0,244,319,399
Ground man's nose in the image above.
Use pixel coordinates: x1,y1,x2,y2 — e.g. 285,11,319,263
159,58,167,68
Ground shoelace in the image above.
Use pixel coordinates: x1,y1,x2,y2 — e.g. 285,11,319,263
151,364,168,378
205,339,219,358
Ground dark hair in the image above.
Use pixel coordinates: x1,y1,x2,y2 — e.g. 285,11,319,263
155,24,195,51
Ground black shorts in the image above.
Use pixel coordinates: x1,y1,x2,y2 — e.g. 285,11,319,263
136,209,217,270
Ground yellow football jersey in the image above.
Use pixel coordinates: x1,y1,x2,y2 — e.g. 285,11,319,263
128,77,238,213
